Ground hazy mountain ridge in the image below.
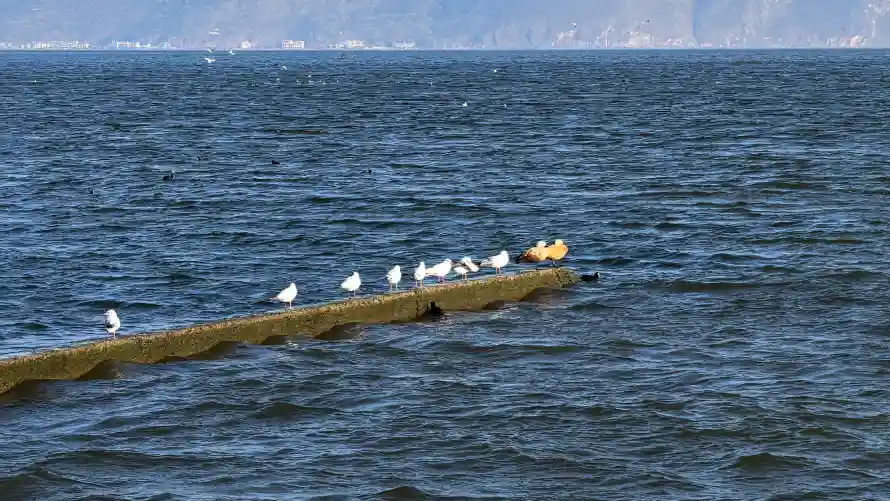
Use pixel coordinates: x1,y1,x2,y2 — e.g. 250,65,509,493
3,0,890,48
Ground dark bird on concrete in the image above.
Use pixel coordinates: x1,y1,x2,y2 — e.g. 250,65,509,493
426,301,443,317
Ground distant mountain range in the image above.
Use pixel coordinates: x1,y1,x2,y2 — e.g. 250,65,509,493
2,0,890,49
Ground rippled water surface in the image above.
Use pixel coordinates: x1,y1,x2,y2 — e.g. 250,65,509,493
2,50,890,500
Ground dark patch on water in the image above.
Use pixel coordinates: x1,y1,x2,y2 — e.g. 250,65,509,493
315,323,365,341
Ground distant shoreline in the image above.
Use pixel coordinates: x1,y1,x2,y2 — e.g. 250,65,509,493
0,47,887,53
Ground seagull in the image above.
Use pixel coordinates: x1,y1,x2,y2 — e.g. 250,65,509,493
341,272,361,297
228,50,235,55
453,256,479,281
281,65,288,70
386,265,401,291
162,170,175,181
515,241,548,264
104,309,120,338
545,239,569,266
481,250,509,275
203,57,215,64
453,263,469,281
414,261,426,288
460,256,480,273
462,101,468,107
426,259,453,284
206,48,213,53
270,282,297,309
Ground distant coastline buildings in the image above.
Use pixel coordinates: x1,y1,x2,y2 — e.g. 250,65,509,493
9,40,91,49
0,32,876,51
281,39,305,49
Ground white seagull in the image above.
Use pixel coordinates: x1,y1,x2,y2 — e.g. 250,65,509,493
386,265,402,291
426,259,453,284
460,256,480,273
414,261,426,288
481,250,509,275
205,48,213,53
270,282,297,309
203,57,215,64
228,50,235,55
453,257,480,281
104,309,121,338
341,272,361,297
453,263,469,281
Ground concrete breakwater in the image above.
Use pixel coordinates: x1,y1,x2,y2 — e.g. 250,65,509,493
0,268,580,396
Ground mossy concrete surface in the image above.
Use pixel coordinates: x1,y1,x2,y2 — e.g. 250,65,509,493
0,267,579,395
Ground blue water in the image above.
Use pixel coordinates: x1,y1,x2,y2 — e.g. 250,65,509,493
1,50,889,500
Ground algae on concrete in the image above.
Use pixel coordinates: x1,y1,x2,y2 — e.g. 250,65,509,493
0,268,579,395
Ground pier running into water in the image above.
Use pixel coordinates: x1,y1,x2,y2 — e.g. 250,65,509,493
0,268,579,396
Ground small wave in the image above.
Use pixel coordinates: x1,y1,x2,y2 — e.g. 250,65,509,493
655,221,686,231
594,256,634,266
308,195,340,204
695,200,748,208
728,451,814,472
369,485,431,500
750,181,820,190
262,128,327,135
712,252,763,262
40,449,209,469
90,206,127,214
675,426,744,440
253,401,339,420
0,466,84,498
607,220,648,229
751,237,866,245
760,265,799,274
19,322,49,331
824,270,883,282
771,220,800,228
635,190,721,198
570,300,623,312
388,162,424,169
434,340,581,356
654,280,790,293
707,337,751,348
607,338,654,349
127,301,161,310
164,272,199,283
641,399,687,411
83,299,120,309
656,261,684,269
